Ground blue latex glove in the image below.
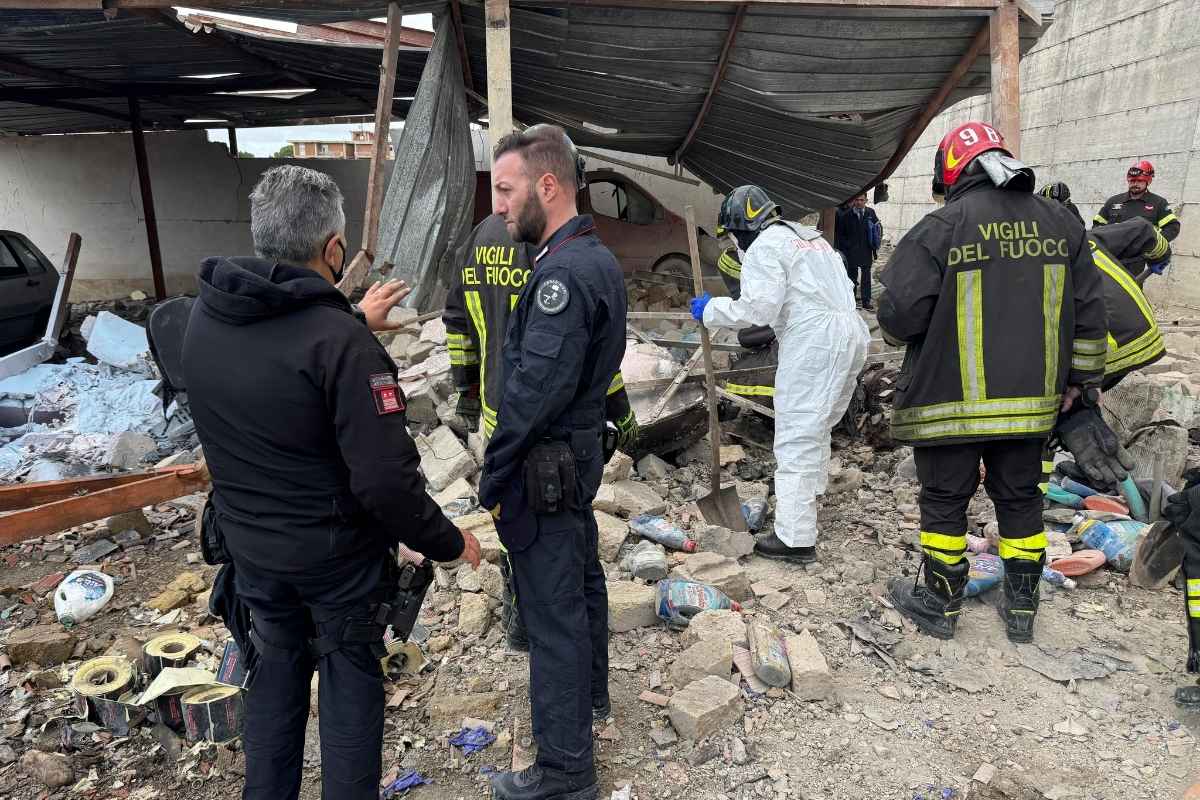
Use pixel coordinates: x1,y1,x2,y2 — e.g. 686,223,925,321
690,292,712,322
1148,259,1170,275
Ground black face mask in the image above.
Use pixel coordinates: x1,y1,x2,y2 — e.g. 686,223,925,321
732,229,758,253
327,236,347,283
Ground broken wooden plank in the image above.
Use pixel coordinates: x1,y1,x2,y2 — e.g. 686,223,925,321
647,347,705,422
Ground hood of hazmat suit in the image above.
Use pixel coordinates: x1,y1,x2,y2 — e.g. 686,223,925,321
701,221,871,547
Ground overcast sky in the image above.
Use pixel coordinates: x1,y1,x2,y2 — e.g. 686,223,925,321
195,9,433,156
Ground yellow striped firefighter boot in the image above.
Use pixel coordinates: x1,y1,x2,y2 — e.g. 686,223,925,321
887,558,968,640
997,556,1043,643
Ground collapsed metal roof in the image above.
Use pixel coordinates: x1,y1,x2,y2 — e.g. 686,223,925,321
0,1,1049,212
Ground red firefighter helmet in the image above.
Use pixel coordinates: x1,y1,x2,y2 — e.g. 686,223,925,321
1127,160,1155,183
932,121,1010,197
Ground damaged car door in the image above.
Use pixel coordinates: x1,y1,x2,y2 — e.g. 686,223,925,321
0,232,60,357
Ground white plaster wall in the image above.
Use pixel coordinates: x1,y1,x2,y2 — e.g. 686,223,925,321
1,129,723,301
875,0,1200,314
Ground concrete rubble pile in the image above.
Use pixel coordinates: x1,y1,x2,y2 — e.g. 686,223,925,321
0,309,199,483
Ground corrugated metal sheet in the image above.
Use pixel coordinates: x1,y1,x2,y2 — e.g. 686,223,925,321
460,3,1048,212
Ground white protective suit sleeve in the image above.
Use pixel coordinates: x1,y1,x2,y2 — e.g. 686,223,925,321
702,231,786,330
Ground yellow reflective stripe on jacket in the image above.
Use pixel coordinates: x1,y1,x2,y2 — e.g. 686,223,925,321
1158,212,1179,228
447,332,480,367
725,382,775,397
1146,228,1170,260
510,294,520,311
956,270,986,402
997,532,1048,561
1043,264,1065,397
893,411,1058,441
892,395,1059,425
718,250,741,280
1093,246,1162,375
1106,327,1164,375
607,372,625,396
1095,248,1155,323
1093,214,1108,225
920,531,966,565
464,290,499,434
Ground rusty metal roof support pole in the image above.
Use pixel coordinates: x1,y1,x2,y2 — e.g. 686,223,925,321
485,0,514,161
819,207,836,247
337,1,403,297
226,126,238,158
858,21,989,197
990,0,1021,157
128,97,166,301
672,3,746,166
449,0,475,95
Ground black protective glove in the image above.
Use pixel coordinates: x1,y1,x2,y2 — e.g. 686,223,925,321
1164,468,1200,532
455,386,481,431
1055,407,1135,488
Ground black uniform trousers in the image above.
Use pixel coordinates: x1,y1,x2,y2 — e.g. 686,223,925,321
845,259,873,307
234,555,388,800
508,507,608,773
915,439,1044,542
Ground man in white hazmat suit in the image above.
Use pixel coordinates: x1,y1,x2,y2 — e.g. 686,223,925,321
691,185,870,563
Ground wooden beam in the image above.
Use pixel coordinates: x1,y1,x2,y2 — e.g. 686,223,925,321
858,21,989,195
0,54,109,92
485,0,514,160
128,97,166,301
990,0,1021,156
579,149,701,186
3,95,132,124
449,0,475,94
226,127,238,157
819,208,836,246
673,3,746,164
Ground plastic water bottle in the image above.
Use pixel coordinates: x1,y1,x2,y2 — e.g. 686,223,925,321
630,515,697,552
1077,518,1146,573
624,541,668,581
655,578,741,629
741,498,768,532
54,570,115,628
1040,565,1076,590
747,619,791,687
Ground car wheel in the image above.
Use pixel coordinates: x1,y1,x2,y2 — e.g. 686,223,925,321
652,255,692,281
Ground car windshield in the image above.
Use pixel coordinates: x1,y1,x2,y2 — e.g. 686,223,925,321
589,180,655,225
0,240,27,279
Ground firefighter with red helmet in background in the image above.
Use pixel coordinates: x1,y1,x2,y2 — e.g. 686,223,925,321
877,121,1107,643
1093,160,1181,275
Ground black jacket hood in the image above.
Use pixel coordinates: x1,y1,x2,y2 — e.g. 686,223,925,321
197,256,351,325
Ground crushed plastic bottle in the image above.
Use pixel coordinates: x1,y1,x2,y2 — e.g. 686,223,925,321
1046,484,1085,509
741,498,768,532
1076,517,1148,573
655,578,741,630
624,540,668,581
747,619,791,687
54,570,115,628
965,554,1077,596
1040,565,1077,590
630,515,697,552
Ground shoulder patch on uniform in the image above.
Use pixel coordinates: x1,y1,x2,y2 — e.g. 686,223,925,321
369,372,405,416
535,278,570,315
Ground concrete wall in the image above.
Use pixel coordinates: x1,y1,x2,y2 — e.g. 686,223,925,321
0,128,723,301
874,0,1200,314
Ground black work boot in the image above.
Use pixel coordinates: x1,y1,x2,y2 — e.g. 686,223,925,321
753,533,817,565
1175,592,1200,708
490,764,598,800
887,557,968,640
997,556,1043,643
591,695,611,722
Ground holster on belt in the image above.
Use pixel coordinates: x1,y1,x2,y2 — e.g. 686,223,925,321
523,440,578,513
199,492,231,566
375,559,435,644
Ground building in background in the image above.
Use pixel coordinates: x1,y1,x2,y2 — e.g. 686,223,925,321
874,0,1196,314
289,129,394,160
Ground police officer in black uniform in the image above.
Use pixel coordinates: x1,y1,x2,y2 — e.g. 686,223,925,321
478,125,625,800
445,212,638,651
182,165,480,800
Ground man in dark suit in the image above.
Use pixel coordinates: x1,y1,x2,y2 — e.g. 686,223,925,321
835,192,881,310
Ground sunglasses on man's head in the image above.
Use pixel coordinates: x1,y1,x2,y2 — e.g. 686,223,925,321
1127,168,1152,178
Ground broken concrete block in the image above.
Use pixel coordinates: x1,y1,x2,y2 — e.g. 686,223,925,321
19,750,74,790
477,561,505,600
667,675,742,741
146,589,191,613
593,485,619,515
670,637,733,689
456,564,482,593
6,625,78,667
402,379,441,425
455,512,502,563
607,581,658,632
698,525,755,560
387,333,417,360
786,631,832,701
104,509,153,538
407,339,437,364
458,593,491,637
167,571,207,594
673,552,751,601
610,480,668,518
428,692,502,725
828,466,865,495
719,445,746,466
103,432,156,470
603,451,634,483
682,609,748,648
1103,370,1200,438
1123,423,1189,486
433,477,476,508
841,560,876,585
386,306,420,330
420,317,447,345
468,429,486,465
637,454,673,482
417,426,477,493
592,511,627,563
86,311,151,374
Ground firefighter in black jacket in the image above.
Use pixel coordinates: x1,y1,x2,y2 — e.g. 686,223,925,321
714,245,778,406
444,212,638,652
182,166,480,800
1093,160,1181,274
878,121,1107,644
477,125,625,800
